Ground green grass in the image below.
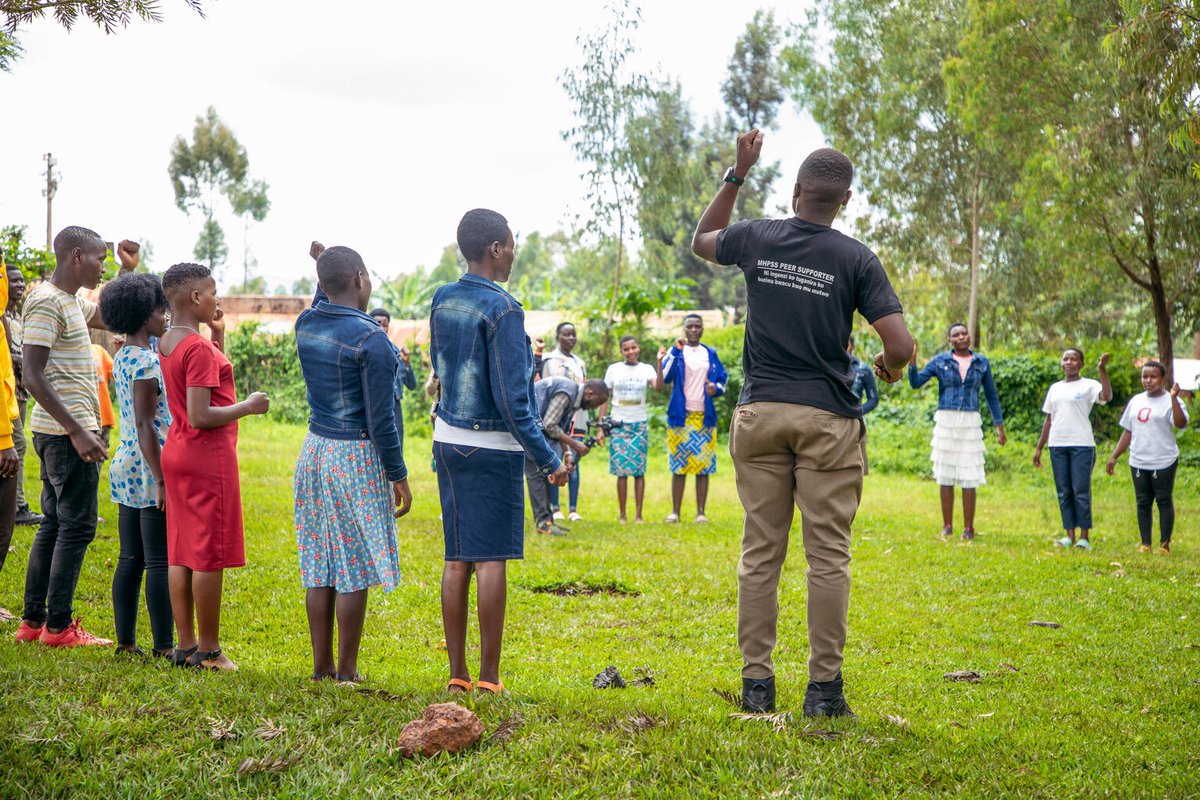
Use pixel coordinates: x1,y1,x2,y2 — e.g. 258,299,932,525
1,417,1198,798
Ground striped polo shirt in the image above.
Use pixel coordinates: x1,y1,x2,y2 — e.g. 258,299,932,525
24,280,101,435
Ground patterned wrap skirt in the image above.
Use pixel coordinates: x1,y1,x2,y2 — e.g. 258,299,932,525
668,411,717,476
294,433,401,593
608,420,649,477
931,409,987,488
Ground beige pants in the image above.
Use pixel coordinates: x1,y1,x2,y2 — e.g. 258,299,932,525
729,402,864,682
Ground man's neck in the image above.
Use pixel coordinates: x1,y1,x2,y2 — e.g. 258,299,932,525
48,267,82,295
466,264,503,283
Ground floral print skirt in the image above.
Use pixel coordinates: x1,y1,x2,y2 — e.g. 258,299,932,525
294,433,400,593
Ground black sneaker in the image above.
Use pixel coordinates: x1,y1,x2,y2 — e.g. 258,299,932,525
14,507,44,526
803,673,856,718
741,676,775,713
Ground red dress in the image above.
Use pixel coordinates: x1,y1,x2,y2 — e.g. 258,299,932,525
160,334,246,571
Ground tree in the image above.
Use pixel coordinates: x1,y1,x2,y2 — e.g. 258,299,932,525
560,0,651,344
950,0,1200,372
1,0,204,70
291,276,315,296
1106,0,1200,173
168,106,268,278
785,0,1018,343
229,178,270,290
226,274,266,296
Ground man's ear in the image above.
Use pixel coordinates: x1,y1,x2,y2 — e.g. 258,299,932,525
842,188,853,207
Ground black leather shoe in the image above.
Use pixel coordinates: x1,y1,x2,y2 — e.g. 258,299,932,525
803,672,856,718
741,676,776,713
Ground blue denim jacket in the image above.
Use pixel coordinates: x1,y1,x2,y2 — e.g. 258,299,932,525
429,273,561,474
660,344,728,428
908,350,1003,424
850,357,879,415
295,301,408,481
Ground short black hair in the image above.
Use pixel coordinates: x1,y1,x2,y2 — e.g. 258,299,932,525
161,262,211,298
947,322,968,336
52,225,103,258
369,308,391,322
582,379,610,408
619,334,638,346
684,313,703,324
796,148,854,206
1064,347,1084,362
1143,360,1167,378
315,246,365,295
556,321,575,337
99,272,167,335
456,209,510,262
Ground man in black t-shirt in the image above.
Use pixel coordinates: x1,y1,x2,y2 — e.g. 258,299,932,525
692,130,914,717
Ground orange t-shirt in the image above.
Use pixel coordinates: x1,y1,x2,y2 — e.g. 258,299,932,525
92,344,115,427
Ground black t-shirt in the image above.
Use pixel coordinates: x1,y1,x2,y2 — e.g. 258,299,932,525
716,216,903,418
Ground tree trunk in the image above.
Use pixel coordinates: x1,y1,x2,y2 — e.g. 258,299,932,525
967,164,981,347
604,211,624,356
1148,278,1174,382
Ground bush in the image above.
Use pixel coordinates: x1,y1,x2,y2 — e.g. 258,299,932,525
225,323,308,425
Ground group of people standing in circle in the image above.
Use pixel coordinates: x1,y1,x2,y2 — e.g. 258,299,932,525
903,322,1189,552
519,314,729,532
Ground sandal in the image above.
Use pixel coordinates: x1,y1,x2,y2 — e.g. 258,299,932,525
186,648,229,671
447,677,474,693
1074,539,1091,550
695,514,709,524
663,513,680,524
476,680,505,695
171,645,198,668
1055,536,1073,548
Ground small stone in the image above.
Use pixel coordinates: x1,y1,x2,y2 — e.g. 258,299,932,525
593,665,626,689
397,702,484,757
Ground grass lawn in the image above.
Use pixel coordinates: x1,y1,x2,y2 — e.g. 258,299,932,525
1,417,1197,798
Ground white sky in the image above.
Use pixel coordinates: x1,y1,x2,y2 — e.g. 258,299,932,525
0,0,826,291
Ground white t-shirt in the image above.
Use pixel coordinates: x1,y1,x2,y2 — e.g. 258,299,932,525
1119,391,1189,470
432,417,522,452
603,361,658,423
1042,377,1106,447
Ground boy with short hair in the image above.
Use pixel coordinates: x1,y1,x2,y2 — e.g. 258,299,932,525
16,225,114,646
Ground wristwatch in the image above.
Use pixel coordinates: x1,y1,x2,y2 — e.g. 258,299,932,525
723,167,744,186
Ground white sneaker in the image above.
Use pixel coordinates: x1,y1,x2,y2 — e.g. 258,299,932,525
552,511,565,521
568,511,583,522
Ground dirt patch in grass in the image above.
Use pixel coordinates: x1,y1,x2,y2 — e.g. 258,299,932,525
523,580,640,597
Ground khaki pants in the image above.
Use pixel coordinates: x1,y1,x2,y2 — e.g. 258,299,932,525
729,402,863,682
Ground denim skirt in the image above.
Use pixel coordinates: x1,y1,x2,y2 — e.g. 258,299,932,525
434,441,526,561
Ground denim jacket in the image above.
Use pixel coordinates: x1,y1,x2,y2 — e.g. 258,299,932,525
295,301,408,481
660,343,728,428
850,357,879,415
908,350,1003,425
429,273,561,474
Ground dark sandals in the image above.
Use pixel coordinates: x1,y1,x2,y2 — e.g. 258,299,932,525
185,648,224,670
171,645,198,668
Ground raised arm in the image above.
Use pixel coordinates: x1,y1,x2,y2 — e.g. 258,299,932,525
1097,353,1113,403
692,130,763,264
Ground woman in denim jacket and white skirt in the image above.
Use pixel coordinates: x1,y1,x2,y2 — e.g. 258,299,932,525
429,209,570,696
908,322,1006,542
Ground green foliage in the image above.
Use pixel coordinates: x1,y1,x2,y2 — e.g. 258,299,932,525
0,1,203,70
192,217,227,273
226,275,267,296
223,323,307,425
0,224,53,280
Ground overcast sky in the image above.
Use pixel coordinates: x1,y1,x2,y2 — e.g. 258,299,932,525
1,0,827,291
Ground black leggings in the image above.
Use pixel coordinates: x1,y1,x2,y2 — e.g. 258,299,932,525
112,504,174,650
1131,461,1177,546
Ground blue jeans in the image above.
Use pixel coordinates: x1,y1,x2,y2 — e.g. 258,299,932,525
1049,446,1095,530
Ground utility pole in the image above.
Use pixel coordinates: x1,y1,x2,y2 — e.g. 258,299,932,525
42,153,59,250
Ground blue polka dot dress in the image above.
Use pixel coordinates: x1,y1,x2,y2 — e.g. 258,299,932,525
110,345,171,508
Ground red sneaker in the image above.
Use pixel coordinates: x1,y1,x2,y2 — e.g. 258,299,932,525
15,620,44,643
39,618,114,647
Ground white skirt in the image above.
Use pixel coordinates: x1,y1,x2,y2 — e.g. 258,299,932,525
931,409,986,488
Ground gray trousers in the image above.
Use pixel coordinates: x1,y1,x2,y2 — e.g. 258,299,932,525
13,399,26,508
524,455,554,529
